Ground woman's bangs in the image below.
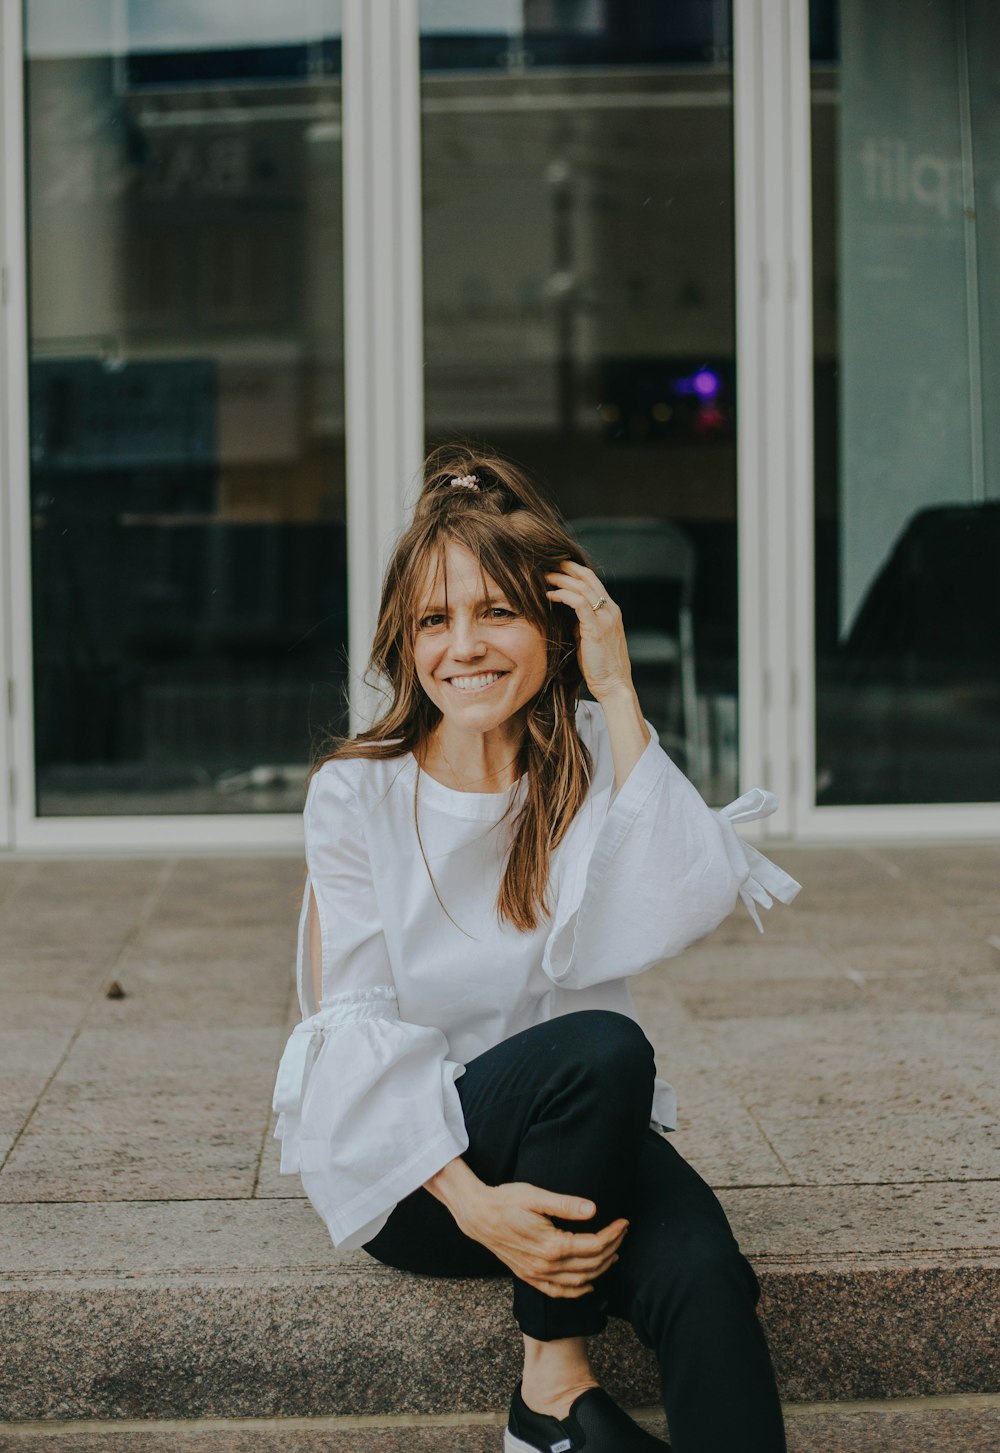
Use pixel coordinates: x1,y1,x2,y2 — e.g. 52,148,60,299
472,526,542,624
407,534,450,631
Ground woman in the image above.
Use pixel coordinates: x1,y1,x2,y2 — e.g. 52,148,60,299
272,447,801,1453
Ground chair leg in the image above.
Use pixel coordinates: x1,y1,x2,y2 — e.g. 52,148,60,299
679,607,702,782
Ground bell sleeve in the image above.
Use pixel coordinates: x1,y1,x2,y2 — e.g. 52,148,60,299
270,763,469,1250
541,714,802,991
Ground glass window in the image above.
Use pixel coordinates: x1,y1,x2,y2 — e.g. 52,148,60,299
812,0,1000,805
419,0,738,801
24,0,345,815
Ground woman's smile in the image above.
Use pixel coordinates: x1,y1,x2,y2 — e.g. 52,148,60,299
444,670,511,694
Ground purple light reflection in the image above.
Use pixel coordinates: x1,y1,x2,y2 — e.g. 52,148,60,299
672,369,721,399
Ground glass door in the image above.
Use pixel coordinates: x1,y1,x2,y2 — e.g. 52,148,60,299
21,0,346,819
810,0,1000,812
418,0,739,803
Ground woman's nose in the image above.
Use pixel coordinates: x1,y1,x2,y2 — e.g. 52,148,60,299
448,618,486,655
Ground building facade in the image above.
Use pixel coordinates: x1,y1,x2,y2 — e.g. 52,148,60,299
0,0,996,855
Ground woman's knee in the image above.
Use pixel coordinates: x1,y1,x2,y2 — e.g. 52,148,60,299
557,1009,655,1087
638,1228,761,1317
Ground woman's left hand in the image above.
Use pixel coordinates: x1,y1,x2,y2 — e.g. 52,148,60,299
544,558,634,703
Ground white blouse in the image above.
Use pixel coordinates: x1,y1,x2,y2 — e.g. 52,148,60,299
271,699,801,1251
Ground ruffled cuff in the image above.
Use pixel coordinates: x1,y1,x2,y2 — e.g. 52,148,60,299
715,788,802,931
272,985,400,1175
271,984,469,1250
650,1075,677,1134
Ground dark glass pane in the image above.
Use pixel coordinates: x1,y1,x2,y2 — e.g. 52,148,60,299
24,3,346,815
812,0,1000,805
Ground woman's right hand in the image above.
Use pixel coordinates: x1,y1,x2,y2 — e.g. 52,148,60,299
423,1157,628,1297
465,1179,627,1296
455,1181,628,1298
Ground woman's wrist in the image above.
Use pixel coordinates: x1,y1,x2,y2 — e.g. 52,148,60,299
598,684,653,791
423,1154,492,1229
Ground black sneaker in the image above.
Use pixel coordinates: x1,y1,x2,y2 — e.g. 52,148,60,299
504,1378,670,1452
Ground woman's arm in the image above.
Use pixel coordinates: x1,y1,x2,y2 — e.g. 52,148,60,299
598,684,653,792
424,1156,628,1299
308,882,322,1010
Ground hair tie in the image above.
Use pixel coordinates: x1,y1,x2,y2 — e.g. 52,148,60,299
449,475,480,491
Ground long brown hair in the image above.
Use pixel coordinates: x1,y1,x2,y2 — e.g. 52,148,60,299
309,442,600,933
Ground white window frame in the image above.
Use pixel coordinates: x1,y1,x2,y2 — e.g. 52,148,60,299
0,0,22,852
343,0,425,740
733,0,800,843
0,0,422,854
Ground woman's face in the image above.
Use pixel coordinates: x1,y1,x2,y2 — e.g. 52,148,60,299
412,540,549,734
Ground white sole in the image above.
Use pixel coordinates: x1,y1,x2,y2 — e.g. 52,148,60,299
504,1433,548,1453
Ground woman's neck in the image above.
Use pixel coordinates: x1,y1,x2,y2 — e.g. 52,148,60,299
417,723,524,792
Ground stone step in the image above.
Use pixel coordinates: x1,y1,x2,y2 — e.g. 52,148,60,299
1,1201,998,1423
1,1397,1000,1453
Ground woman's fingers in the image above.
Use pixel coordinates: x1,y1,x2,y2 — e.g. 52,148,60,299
492,1234,620,1281
526,1246,621,1287
551,558,603,591
545,1252,620,1286
533,1278,594,1299
530,1189,598,1222
516,1237,624,1295
547,1239,623,1273
482,1186,629,1290
513,1187,627,1249
548,1224,628,1263
561,1249,621,1278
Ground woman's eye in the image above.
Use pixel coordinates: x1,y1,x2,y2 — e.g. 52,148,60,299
418,608,515,629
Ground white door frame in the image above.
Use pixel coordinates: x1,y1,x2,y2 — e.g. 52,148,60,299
0,0,423,855
733,0,805,843
343,0,425,740
0,0,28,855
781,0,1000,841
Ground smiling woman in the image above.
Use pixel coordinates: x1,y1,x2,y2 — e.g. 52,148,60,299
272,444,798,1453
309,444,606,937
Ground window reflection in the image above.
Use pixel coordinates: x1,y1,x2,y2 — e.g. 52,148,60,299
25,2,346,816
812,0,1000,805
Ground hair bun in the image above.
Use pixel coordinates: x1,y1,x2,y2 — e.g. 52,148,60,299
415,443,566,528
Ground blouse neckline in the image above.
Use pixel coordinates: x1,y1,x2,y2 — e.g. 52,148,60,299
402,754,528,820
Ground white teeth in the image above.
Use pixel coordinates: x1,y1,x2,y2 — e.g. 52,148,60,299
447,672,506,692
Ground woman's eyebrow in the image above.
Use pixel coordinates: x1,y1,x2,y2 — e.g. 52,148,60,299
419,594,510,612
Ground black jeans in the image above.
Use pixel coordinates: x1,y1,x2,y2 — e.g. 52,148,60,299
363,1009,786,1453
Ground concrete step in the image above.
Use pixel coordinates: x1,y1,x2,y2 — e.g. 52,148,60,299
1,1200,998,1423
2,848,999,1434
1,1397,1000,1453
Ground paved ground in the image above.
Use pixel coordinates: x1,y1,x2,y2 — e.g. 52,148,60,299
0,842,998,1441
3,843,996,1247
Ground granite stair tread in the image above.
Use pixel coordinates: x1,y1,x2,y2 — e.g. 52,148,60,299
1,1399,1000,1453
1,1198,998,1420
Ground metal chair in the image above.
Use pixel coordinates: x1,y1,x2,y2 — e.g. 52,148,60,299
566,516,703,782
